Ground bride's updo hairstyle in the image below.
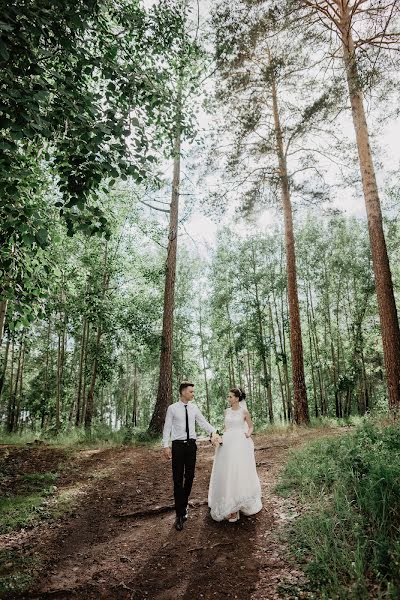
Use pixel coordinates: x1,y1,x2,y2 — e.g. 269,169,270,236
230,387,246,402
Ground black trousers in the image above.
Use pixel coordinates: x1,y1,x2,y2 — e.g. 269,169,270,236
171,440,197,517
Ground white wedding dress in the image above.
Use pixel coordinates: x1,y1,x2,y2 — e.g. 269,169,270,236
208,406,262,521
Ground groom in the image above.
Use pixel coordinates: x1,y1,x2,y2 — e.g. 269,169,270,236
163,381,217,531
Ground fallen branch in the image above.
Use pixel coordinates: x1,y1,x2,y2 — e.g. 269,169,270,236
255,445,289,451
188,541,233,552
115,499,208,519
115,504,175,519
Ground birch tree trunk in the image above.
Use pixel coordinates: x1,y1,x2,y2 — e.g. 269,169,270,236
75,317,88,426
0,335,10,401
14,340,25,431
250,244,274,422
7,336,23,432
0,299,7,347
132,363,138,427
199,303,211,420
268,300,287,421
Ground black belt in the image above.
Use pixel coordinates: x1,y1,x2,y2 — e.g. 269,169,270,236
172,439,196,444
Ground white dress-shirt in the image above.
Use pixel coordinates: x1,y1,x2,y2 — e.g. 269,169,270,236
162,400,216,448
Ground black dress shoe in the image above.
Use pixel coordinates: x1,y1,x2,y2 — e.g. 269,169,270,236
175,516,184,531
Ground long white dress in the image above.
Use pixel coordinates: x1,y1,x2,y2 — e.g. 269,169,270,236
208,406,262,521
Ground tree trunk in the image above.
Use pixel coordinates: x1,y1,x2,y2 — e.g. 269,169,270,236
41,319,51,429
340,8,400,414
75,317,88,426
268,300,287,421
81,322,91,424
85,326,101,430
251,245,274,423
0,335,10,402
56,330,62,431
308,282,326,415
244,340,253,408
148,96,182,436
272,286,292,420
85,245,109,430
7,336,23,432
14,340,25,431
199,303,211,420
6,340,15,432
306,287,318,418
132,363,138,426
270,61,309,425
226,305,236,386
0,299,7,347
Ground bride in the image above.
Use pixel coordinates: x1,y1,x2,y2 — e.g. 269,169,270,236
208,387,262,522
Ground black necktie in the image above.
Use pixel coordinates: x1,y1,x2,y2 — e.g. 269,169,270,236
184,404,189,441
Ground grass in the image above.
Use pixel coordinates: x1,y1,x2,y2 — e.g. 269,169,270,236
0,549,41,598
276,417,400,599
255,414,360,436
0,493,50,533
0,430,39,445
308,415,363,429
0,471,59,534
1,416,358,448
0,424,161,448
21,471,59,484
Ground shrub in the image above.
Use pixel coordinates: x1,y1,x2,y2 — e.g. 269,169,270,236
277,418,400,599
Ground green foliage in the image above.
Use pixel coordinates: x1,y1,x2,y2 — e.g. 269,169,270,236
207,214,387,424
277,419,400,598
20,472,59,485
22,424,160,448
0,0,193,214
0,0,202,338
0,473,58,534
121,424,160,446
0,550,40,597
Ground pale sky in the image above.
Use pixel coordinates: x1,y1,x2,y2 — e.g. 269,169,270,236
143,0,400,257
180,110,400,257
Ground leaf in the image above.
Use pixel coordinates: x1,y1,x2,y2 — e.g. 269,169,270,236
0,38,9,61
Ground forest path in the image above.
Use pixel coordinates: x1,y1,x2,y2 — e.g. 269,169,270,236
1,427,347,600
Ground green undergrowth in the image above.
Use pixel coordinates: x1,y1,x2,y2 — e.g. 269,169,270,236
0,549,41,598
0,471,59,534
0,424,160,448
309,415,363,429
0,430,39,445
276,418,400,599
257,414,359,436
1,415,362,448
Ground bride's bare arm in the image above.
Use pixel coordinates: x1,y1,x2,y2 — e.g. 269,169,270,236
244,410,254,437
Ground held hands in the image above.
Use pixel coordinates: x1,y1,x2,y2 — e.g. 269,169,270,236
163,447,172,460
245,431,252,438
211,432,223,448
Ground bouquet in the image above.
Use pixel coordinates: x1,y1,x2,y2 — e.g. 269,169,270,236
211,430,223,448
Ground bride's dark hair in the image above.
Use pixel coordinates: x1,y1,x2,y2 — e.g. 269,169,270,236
230,387,246,401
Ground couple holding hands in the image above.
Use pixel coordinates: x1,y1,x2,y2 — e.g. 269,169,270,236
162,382,262,531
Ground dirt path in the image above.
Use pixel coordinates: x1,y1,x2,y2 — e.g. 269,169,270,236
1,427,347,600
